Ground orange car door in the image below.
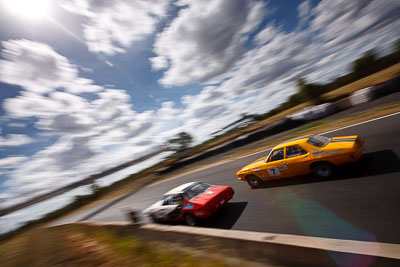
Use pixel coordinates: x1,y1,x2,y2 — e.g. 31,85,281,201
284,145,310,175
261,148,290,179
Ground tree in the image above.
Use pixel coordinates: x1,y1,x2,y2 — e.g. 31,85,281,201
91,182,100,195
167,132,193,152
296,78,325,104
351,50,378,79
393,38,400,62
394,38,400,54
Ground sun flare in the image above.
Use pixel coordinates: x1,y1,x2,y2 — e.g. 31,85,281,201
2,0,50,20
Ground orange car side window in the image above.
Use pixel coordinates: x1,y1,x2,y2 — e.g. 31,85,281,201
286,145,307,158
268,148,284,162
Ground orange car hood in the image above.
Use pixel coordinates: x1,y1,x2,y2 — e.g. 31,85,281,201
240,156,267,170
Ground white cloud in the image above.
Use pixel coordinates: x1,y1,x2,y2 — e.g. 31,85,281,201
181,87,231,123
0,156,27,169
0,185,92,233
4,137,95,201
301,0,400,83
59,0,170,55
152,0,266,86
149,56,168,70
215,0,400,95
0,134,34,147
7,122,27,128
297,0,311,30
4,91,89,119
216,30,319,97
177,80,294,144
53,137,96,170
310,0,400,54
0,39,102,94
254,24,280,46
152,0,399,90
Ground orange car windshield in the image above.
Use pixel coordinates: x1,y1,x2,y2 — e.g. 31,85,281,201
306,135,331,147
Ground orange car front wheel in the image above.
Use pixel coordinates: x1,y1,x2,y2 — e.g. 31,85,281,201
246,175,263,189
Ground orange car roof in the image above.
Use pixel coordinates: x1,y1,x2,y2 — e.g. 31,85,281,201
273,135,313,149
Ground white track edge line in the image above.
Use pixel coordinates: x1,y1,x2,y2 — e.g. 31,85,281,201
321,111,400,135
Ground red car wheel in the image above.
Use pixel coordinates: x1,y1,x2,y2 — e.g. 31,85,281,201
184,214,197,226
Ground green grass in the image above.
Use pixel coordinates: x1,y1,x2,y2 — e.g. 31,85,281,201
85,231,200,266
0,225,228,267
289,120,331,134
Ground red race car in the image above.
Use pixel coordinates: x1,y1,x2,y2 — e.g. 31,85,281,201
143,181,234,226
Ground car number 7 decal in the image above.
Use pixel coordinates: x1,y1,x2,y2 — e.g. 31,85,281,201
267,167,281,176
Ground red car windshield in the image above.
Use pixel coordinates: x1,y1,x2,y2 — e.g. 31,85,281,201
162,194,183,205
186,182,212,199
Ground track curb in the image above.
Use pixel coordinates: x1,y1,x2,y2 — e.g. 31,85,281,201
62,222,400,266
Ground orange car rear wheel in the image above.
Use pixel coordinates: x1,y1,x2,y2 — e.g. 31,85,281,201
312,162,334,178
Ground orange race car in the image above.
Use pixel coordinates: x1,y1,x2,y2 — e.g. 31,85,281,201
237,134,364,188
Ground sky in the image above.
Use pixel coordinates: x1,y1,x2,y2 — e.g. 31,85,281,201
0,0,399,219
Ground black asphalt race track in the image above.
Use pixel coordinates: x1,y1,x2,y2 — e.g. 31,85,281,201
53,112,400,244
